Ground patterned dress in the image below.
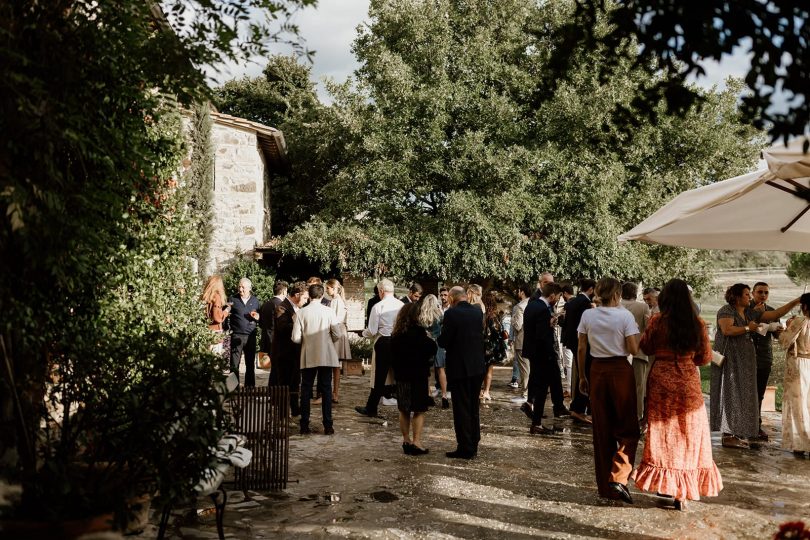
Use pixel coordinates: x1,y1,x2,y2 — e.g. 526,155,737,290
779,316,810,452
632,315,723,500
710,304,759,438
484,317,507,366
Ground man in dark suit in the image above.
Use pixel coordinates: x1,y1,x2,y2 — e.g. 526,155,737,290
562,278,596,424
437,286,485,459
259,280,288,356
270,281,308,416
526,282,568,434
228,278,261,387
400,282,423,304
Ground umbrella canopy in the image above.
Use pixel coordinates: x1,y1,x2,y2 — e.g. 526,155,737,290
618,139,810,252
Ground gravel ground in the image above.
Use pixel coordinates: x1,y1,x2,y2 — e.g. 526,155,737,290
145,365,810,540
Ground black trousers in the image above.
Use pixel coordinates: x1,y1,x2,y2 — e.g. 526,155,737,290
757,363,772,424
300,366,333,429
230,331,256,387
569,341,592,414
365,336,394,414
448,374,484,456
530,352,566,425
270,353,301,417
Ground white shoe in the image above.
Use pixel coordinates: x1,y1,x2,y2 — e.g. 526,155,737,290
510,396,527,404
430,387,441,398
381,397,398,406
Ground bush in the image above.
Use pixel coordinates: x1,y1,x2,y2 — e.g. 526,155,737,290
221,258,276,302
349,335,374,362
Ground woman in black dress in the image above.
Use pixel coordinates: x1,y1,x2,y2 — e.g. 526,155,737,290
391,302,438,455
481,291,507,402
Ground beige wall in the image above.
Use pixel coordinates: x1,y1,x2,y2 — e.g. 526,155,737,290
207,123,267,275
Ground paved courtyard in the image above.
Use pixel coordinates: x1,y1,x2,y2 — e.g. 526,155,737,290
147,366,810,539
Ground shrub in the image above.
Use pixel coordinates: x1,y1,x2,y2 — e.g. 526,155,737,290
221,258,276,303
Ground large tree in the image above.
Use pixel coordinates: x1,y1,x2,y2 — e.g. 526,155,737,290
276,0,764,288
545,0,810,145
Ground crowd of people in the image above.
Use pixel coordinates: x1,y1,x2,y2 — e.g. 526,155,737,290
200,272,810,510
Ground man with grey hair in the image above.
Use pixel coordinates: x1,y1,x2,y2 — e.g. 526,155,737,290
642,287,660,315
356,278,404,417
228,277,261,387
438,286,485,459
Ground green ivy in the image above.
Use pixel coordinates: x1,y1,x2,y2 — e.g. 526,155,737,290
222,258,277,303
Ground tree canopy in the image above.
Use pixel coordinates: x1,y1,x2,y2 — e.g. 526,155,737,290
546,0,810,146
0,0,313,521
257,0,764,288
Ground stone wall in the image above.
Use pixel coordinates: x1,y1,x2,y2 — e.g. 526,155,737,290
206,123,267,274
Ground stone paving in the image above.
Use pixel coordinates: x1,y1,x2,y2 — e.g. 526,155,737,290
144,366,810,539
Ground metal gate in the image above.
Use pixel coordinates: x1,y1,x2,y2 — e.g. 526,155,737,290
231,385,289,491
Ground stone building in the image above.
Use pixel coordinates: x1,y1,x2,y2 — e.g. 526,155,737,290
202,111,288,276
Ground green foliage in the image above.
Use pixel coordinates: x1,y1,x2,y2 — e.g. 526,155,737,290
186,103,215,276
787,253,810,286
710,250,791,270
0,0,312,523
350,336,374,362
544,0,810,143
222,258,277,302
272,0,763,292
214,55,354,236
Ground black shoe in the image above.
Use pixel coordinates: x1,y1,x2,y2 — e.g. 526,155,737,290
529,424,554,435
520,402,533,420
324,426,335,435
445,450,475,459
442,397,450,409
355,406,378,417
608,482,633,504
553,407,571,418
402,442,415,455
411,446,429,455
300,425,311,435
427,397,436,408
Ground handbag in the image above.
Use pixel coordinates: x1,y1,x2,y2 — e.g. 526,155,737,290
711,349,725,367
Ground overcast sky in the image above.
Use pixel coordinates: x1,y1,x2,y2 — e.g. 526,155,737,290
208,0,751,102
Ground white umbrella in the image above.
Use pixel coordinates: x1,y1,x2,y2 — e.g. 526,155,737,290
618,139,810,252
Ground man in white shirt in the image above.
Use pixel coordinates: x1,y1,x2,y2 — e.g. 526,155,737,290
356,279,404,417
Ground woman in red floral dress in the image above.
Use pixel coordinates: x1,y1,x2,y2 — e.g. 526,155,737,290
631,279,723,511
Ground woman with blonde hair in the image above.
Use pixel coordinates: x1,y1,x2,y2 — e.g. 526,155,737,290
466,284,485,313
418,294,447,405
326,278,351,403
577,277,641,503
778,293,810,456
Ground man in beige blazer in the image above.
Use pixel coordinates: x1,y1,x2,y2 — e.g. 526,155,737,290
510,283,532,405
292,283,343,435
620,282,651,423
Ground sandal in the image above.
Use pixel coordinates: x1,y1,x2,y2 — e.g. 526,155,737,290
722,435,750,449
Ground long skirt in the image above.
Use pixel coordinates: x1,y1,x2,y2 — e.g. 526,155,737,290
632,358,723,500
782,354,810,452
710,347,759,439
